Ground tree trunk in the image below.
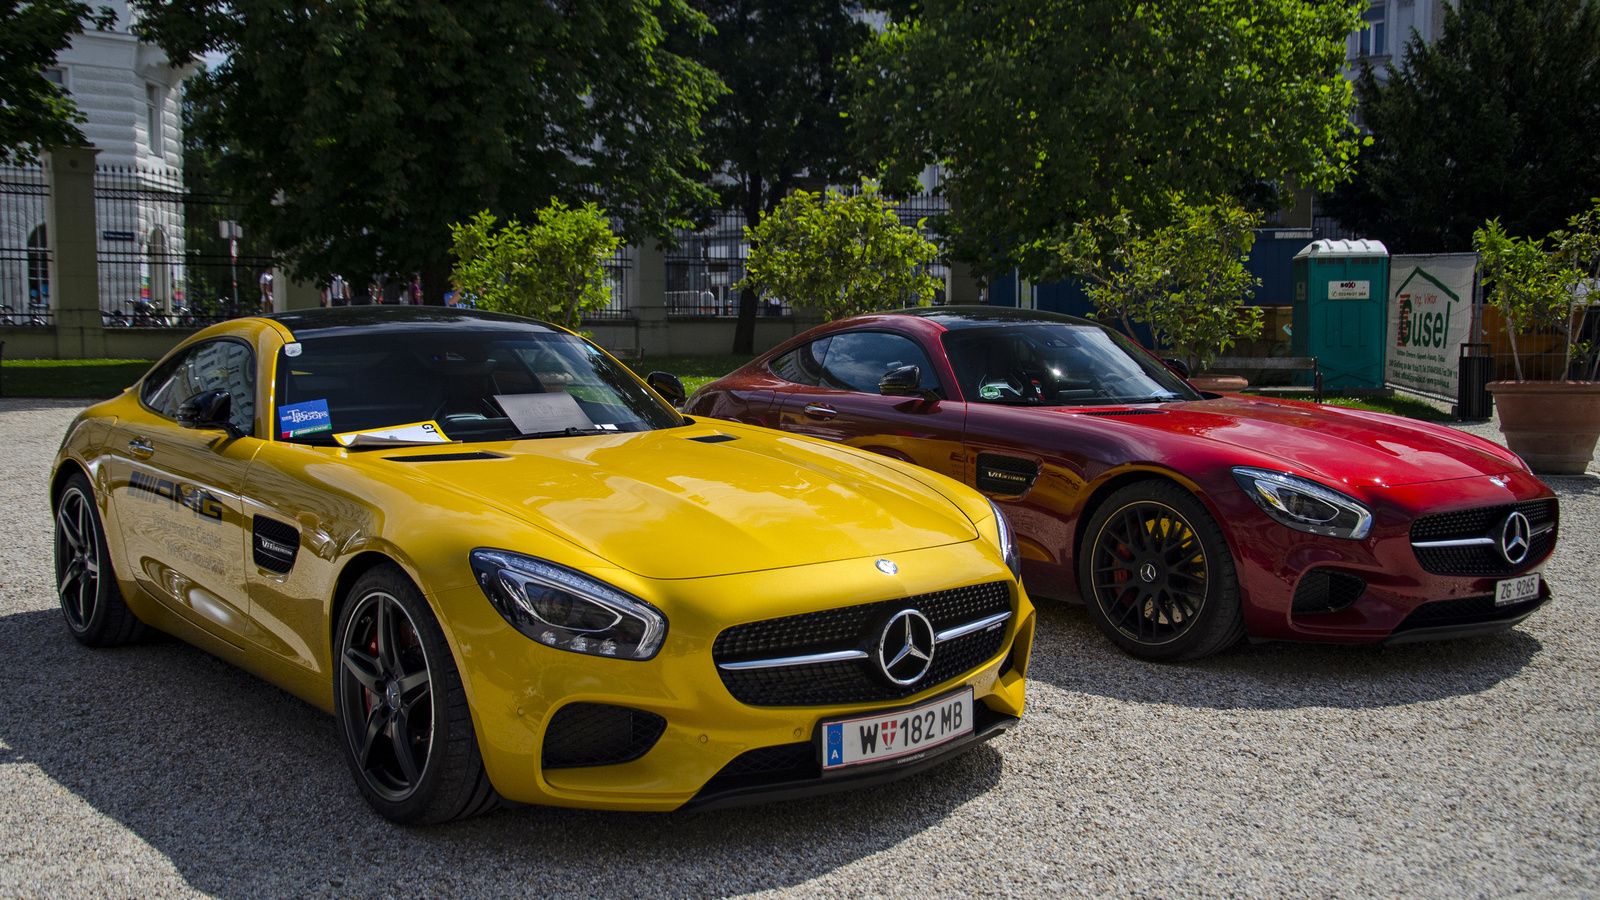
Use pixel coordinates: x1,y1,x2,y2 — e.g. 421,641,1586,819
732,176,764,355
420,264,449,306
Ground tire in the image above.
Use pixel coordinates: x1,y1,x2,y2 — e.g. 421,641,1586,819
1077,480,1245,661
54,473,146,647
333,564,502,824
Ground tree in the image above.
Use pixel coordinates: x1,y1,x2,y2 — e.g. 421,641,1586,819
449,202,622,331
1054,196,1264,373
1324,0,1600,253
671,0,869,353
1473,201,1600,382
740,184,939,321
0,1,114,163
132,0,722,304
851,0,1362,278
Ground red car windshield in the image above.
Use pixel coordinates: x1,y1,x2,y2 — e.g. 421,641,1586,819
941,324,1199,406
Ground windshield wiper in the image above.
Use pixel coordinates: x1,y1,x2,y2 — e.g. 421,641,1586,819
514,426,615,439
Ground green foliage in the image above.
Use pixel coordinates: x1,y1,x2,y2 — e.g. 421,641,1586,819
1323,395,1456,424
449,203,622,331
740,184,940,321
0,1,115,163
1325,0,1600,253
669,0,869,353
132,0,722,302
1474,201,1600,381
1055,196,1263,372
851,0,1362,278
622,355,754,396
0,358,154,398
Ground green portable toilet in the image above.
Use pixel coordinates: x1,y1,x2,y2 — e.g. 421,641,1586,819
1291,239,1390,390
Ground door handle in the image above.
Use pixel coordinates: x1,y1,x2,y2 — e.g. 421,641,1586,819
127,437,154,459
802,403,838,420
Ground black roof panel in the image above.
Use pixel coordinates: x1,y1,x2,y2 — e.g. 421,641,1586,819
890,305,1095,329
267,306,561,339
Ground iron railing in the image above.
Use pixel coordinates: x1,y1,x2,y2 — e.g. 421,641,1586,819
0,165,53,326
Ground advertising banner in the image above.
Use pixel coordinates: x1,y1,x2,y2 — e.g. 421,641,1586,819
1386,254,1477,399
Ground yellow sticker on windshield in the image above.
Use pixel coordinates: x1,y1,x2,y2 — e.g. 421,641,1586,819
334,421,452,448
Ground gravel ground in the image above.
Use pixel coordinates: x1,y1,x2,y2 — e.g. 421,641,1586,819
0,397,1595,899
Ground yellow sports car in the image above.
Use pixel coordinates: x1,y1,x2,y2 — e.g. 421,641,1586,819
51,308,1032,823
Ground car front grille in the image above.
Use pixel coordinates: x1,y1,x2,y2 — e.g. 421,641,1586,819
1410,498,1557,576
1391,593,1545,634
712,581,1012,707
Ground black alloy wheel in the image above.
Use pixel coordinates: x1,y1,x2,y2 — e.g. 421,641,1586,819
1078,480,1244,661
333,564,501,824
54,472,144,646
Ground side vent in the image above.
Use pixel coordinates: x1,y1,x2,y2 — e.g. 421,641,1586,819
975,453,1039,495
687,434,739,444
385,451,507,462
252,515,300,575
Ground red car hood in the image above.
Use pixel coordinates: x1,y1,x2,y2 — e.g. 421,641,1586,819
1088,397,1521,488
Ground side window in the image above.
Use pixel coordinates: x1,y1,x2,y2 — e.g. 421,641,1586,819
142,340,257,435
817,332,940,394
768,337,831,386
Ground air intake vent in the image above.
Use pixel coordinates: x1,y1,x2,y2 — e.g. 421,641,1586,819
1082,409,1165,417
1291,569,1367,615
251,516,300,575
384,451,507,462
687,434,739,443
975,453,1039,495
542,703,667,770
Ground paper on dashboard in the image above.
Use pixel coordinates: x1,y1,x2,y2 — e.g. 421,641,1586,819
334,420,454,447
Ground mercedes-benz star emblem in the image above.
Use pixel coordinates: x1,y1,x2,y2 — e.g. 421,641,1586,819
875,559,898,576
877,609,935,686
1499,511,1532,566
1139,563,1158,583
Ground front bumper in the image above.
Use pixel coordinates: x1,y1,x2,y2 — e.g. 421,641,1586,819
1213,470,1558,644
432,541,1034,811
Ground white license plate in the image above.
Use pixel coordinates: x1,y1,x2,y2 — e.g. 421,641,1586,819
1495,572,1541,607
821,688,973,770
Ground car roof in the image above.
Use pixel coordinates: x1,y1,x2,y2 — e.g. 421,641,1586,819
887,305,1096,330
266,306,563,339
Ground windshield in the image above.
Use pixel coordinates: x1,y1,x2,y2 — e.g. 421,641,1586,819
274,330,681,445
942,323,1199,406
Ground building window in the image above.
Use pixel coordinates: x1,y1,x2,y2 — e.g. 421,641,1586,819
146,84,163,156
1359,2,1387,57
43,67,66,88
27,225,50,310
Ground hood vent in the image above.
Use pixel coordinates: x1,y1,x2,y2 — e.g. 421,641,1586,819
687,434,739,443
385,451,508,462
1082,409,1165,417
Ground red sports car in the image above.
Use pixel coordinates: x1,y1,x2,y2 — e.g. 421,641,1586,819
686,307,1558,660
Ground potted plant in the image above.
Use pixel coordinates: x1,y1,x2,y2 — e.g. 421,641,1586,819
1473,201,1600,475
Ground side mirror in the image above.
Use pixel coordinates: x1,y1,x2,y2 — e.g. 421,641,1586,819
646,371,687,408
1163,357,1192,379
177,388,241,436
879,365,938,401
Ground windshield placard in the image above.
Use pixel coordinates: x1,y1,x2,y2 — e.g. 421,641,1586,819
496,393,594,435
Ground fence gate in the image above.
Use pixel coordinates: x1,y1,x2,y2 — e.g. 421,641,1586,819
0,165,53,325
95,165,274,327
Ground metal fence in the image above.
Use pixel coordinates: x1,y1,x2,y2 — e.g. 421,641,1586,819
95,165,273,327
0,165,53,326
580,248,634,321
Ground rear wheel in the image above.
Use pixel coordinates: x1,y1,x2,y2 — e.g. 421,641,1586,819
334,564,501,824
1078,480,1244,661
54,472,145,646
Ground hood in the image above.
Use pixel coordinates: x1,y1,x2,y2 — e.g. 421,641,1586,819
1090,397,1521,488
397,427,978,580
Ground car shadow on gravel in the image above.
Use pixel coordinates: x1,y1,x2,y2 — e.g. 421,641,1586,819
0,607,1003,899
1024,600,1541,711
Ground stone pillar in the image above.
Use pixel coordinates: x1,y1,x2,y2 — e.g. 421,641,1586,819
44,147,105,359
634,240,669,357
947,261,984,305
273,266,322,310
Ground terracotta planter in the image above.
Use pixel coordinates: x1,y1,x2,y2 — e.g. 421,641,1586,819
1188,375,1249,392
1486,380,1600,475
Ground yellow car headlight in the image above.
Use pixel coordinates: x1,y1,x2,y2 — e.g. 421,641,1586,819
988,499,1022,580
470,549,668,660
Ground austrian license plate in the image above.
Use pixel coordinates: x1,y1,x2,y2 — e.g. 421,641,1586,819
821,688,973,770
1495,572,1541,607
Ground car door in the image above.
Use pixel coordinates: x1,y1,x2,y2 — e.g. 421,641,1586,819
105,338,262,644
775,330,967,481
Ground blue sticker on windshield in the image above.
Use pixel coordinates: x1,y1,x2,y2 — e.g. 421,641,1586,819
279,399,332,438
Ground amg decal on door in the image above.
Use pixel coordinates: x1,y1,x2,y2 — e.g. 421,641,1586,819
129,470,224,520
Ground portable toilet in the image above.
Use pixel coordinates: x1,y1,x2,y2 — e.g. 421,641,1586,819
1292,239,1390,390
